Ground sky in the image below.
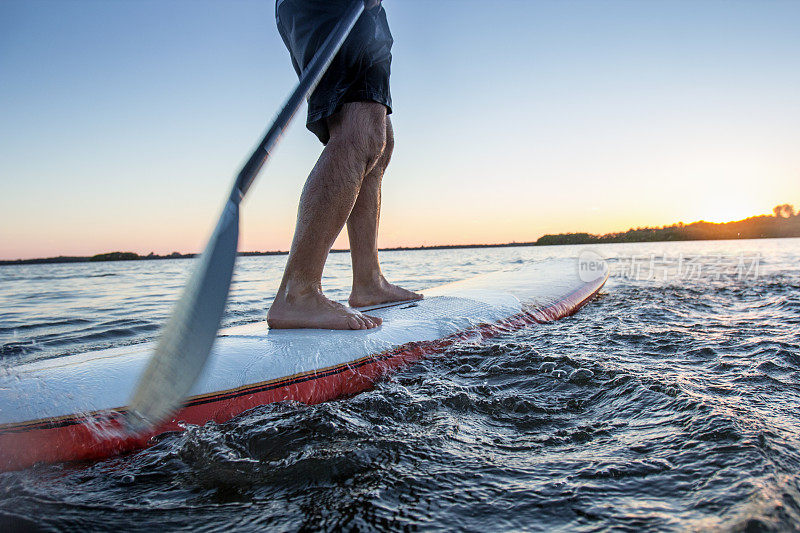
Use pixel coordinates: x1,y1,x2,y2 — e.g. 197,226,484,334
1,0,799,260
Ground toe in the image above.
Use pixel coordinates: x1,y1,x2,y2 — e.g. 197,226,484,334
364,313,382,327
347,315,363,330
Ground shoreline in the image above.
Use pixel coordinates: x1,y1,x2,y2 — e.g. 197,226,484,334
0,243,540,266
2,234,799,267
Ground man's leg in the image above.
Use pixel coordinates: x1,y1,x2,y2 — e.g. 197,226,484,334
267,102,387,330
347,118,423,307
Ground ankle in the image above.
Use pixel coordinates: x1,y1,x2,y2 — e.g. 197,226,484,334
279,278,322,301
352,271,384,290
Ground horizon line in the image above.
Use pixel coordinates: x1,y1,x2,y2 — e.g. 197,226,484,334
2,207,796,263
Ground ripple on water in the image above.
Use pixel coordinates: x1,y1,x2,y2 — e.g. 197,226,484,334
1,242,800,530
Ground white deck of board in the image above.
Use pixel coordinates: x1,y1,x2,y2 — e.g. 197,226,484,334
0,259,603,425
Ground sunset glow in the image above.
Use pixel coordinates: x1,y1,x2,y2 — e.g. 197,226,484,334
696,204,766,225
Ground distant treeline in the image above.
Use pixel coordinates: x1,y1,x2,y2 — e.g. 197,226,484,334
2,204,798,266
536,206,800,246
0,251,195,266
0,250,299,266
0,244,535,266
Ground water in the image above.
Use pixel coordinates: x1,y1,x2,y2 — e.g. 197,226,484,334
1,239,799,531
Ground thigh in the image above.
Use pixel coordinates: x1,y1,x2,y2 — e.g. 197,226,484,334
328,102,387,141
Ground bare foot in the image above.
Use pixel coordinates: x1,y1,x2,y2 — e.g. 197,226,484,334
268,287,382,330
349,276,423,308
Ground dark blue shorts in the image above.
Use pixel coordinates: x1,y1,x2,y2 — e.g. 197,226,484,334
275,0,393,144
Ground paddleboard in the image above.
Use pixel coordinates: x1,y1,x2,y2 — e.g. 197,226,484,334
0,258,608,472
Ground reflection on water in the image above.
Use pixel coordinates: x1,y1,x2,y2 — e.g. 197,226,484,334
1,239,799,531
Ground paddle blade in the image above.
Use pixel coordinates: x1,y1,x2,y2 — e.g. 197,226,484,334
124,199,240,434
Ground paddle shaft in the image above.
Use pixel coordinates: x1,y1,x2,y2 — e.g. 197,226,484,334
232,1,365,201
124,1,366,433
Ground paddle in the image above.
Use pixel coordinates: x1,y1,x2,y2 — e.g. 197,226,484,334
124,1,366,434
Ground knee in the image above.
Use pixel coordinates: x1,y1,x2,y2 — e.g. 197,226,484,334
367,121,394,175
356,107,387,168
382,120,394,161
337,103,387,168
